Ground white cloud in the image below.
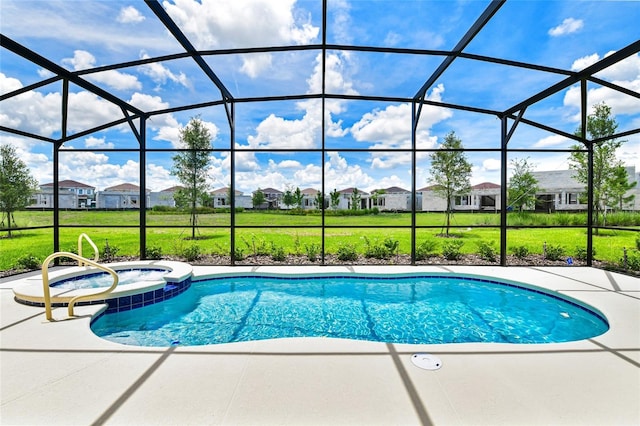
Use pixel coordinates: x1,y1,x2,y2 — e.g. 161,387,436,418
351,84,450,149
37,69,55,79
117,6,145,24
307,52,358,96
548,18,583,37
0,73,23,94
383,31,402,47
329,0,352,44
244,52,353,149
597,52,640,82
0,135,52,185
533,135,571,148
293,164,322,187
85,136,114,149
147,163,176,191
67,91,123,131
349,84,451,169
62,50,142,91
232,151,261,173
564,53,640,118
324,152,375,191
138,52,190,88
570,53,600,71
55,150,148,190
1,1,176,54
370,153,412,170
0,73,62,136
481,158,501,171
276,160,302,169
240,53,273,79
164,0,318,77
127,93,211,148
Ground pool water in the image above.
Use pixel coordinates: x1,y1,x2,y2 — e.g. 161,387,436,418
51,269,168,290
90,274,609,347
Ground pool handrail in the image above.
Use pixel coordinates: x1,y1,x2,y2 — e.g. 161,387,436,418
77,233,99,266
41,252,119,321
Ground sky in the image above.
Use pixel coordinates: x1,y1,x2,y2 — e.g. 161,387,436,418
1,0,639,195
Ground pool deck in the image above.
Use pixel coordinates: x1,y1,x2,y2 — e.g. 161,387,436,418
1,265,639,425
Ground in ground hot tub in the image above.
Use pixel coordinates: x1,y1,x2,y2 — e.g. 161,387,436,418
13,260,192,314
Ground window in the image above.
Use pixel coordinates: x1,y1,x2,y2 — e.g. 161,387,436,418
454,195,472,206
565,193,578,205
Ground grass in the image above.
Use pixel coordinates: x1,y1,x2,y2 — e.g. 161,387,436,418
1,210,638,271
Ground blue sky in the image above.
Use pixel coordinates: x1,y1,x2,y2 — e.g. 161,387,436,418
1,0,638,194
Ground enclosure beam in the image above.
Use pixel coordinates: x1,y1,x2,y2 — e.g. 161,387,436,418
321,0,328,265
582,79,594,267
0,35,144,117
504,39,640,116
145,0,234,126
140,117,147,259
414,0,505,102
500,116,508,266
230,102,237,265
411,101,417,265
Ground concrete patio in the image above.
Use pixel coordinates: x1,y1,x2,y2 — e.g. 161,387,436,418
1,265,638,425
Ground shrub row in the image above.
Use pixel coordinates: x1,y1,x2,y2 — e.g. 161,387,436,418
11,238,640,273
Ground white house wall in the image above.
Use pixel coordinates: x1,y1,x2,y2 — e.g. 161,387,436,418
29,192,77,209
377,194,410,211
421,191,448,212
148,192,176,208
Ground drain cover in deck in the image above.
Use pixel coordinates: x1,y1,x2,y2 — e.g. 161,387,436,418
411,353,442,370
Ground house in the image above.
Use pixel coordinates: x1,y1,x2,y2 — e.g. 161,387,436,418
469,182,501,212
97,183,149,209
301,188,323,209
531,170,585,212
148,186,181,208
369,186,412,211
532,166,640,212
419,182,501,212
335,187,369,210
30,179,96,209
211,187,252,209
418,185,448,212
253,187,283,209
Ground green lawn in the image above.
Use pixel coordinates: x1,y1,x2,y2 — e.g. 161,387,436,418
1,210,638,271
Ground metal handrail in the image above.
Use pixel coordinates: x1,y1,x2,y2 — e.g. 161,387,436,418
77,233,99,266
41,252,118,321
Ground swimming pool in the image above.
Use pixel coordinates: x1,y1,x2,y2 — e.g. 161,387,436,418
90,273,609,347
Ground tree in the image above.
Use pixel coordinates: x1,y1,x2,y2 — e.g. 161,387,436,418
292,187,304,210
370,189,385,208
252,189,266,208
569,103,628,232
350,188,361,210
429,131,472,236
604,165,636,211
330,188,340,210
171,117,213,239
314,191,325,210
226,187,233,207
507,157,539,212
0,144,38,237
282,188,295,209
